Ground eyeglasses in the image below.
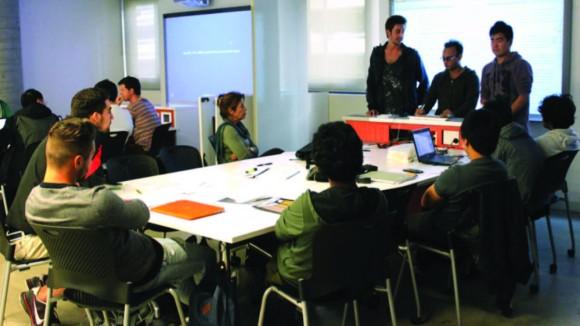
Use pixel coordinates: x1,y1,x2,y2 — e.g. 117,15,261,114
442,56,456,62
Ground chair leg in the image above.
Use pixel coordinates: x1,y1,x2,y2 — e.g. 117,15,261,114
341,302,349,326
449,249,461,326
44,287,53,325
301,301,310,326
545,208,558,274
84,309,95,326
123,304,130,326
403,243,423,321
0,261,12,326
353,300,360,326
102,311,111,326
167,288,187,325
257,286,275,326
528,219,540,294
564,190,575,258
385,278,397,326
1,185,8,216
394,246,408,297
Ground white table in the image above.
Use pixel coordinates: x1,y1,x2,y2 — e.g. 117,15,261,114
115,148,451,244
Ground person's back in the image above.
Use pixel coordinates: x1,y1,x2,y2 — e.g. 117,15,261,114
494,122,544,203
12,103,59,149
275,121,390,282
535,94,580,158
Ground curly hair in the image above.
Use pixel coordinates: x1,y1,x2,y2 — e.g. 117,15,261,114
312,122,363,182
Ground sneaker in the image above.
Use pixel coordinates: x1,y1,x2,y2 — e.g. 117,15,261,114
20,290,60,325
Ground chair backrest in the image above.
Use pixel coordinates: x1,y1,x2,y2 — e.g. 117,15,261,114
530,150,578,205
158,145,202,173
29,223,131,304
101,131,129,163
106,154,159,183
149,123,171,156
299,218,387,300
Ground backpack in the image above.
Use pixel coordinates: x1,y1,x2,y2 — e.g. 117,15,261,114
188,270,235,326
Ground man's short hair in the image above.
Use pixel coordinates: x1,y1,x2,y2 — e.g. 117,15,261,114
312,121,363,182
539,94,576,129
489,21,513,43
385,15,406,31
118,76,141,96
444,40,463,56
460,109,501,156
70,88,108,118
94,79,118,102
483,98,512,127
21,89,43,108
47,118,96,167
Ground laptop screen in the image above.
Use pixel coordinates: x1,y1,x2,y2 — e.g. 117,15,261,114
412,128,435,157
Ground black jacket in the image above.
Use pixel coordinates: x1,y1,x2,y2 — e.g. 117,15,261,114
366,43,429,115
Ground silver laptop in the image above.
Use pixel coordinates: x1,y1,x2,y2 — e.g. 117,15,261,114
411,128,459,166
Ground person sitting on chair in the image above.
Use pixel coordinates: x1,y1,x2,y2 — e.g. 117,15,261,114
24,118,216,321
485,99,544,204
408,109,508,245
535,94,580,157
214,92,259,163
273,121,390,284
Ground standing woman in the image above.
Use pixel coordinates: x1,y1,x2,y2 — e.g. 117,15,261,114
215,92,259,163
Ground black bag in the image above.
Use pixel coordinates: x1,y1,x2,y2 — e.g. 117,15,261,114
295,142,312,161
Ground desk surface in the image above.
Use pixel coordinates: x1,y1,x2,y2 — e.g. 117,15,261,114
115,148,452,244
344,114,462,127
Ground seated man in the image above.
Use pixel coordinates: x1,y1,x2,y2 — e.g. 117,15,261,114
419,40,479,118
485,100,544,204
274,121,390,283
408,109,508,245
24,118,215,320
535,94,580,157
118,76,161,152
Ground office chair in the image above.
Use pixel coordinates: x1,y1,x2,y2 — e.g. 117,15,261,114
105,154,160,183
258,219,398,326
158,145,203,173
0,217,50,325
30,223,186,326
148,123,172,157
527,150,577,289
409,178,531,325
101,131,129,163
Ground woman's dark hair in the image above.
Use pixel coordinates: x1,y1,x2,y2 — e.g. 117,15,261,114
538,94,576,129
312,121,363,182
460,109,501,156
217,92,245,120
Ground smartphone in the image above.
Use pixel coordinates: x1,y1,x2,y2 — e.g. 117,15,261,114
403,168,423,174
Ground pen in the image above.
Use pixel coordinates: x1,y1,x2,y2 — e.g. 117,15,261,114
251,167,270,179
135,188,142,194
286,171,300,180
258,162,272,167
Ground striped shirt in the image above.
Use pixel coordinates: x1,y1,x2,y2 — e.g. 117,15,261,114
128,98,160,151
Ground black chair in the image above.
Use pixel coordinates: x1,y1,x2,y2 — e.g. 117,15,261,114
101,131,129,163
527,150,578,288
29,223,186,326
0,218,50,325
148,124,172,157
106,154,159,183
258,219,398,326
158,145,203,173
409,178,531,325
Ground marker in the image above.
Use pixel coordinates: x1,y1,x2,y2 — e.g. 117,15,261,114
286,171,300,180
245,167,258,174
257,162,272,167
251,167,270,179
135,188,143,194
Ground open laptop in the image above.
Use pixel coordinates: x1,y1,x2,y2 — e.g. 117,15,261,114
411,128,459,166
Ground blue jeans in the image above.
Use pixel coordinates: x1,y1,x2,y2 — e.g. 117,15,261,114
135,237,216,304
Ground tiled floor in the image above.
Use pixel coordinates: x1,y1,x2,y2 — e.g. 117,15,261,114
2,213,580,325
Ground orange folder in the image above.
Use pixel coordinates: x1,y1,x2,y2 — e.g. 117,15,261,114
151,200,224,220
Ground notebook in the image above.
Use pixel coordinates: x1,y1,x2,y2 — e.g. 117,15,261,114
254,198,294,214
411,128,459,166
151,200,224,220
359,171,417,184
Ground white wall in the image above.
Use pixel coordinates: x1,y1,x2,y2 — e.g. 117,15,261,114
19,0,123,117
